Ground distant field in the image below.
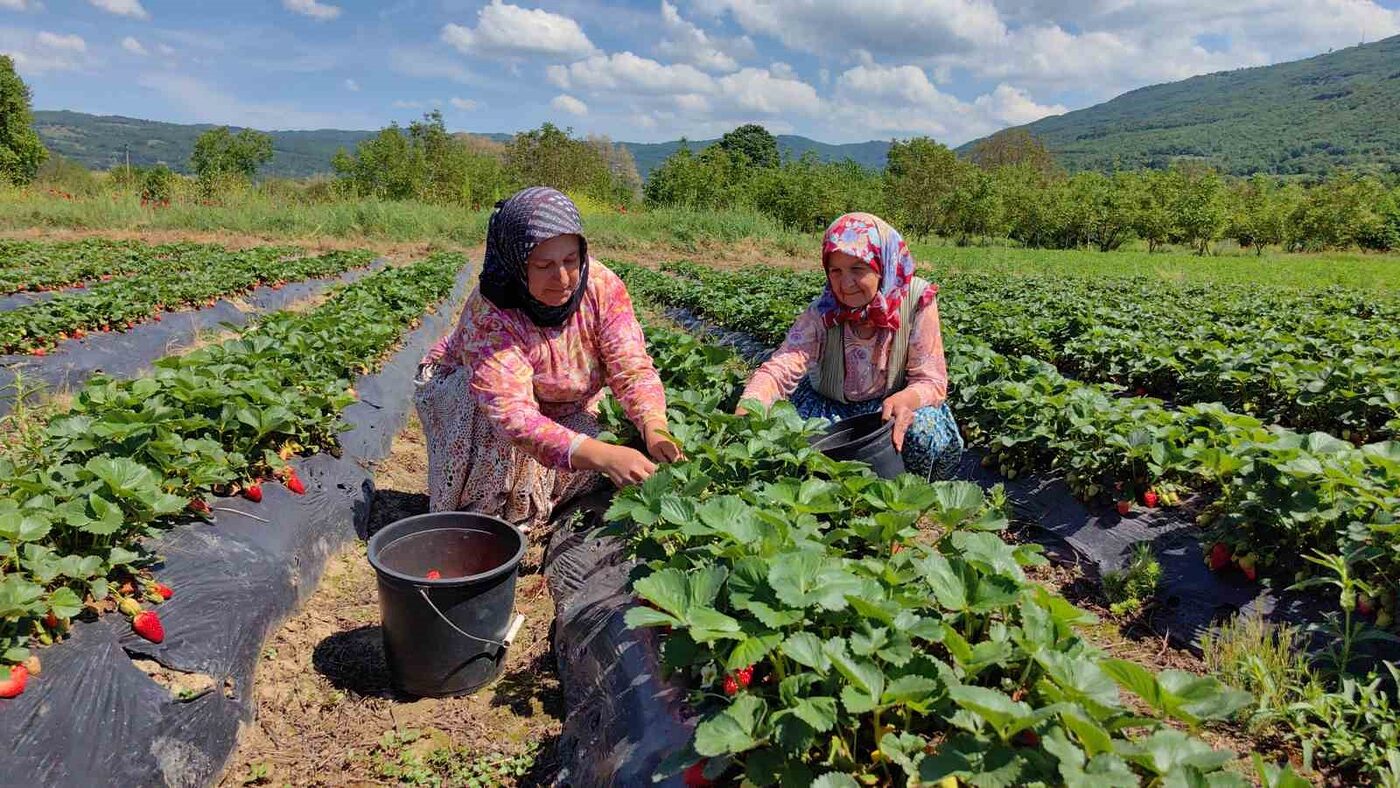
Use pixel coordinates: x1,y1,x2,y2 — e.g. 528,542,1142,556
3,187,1399,291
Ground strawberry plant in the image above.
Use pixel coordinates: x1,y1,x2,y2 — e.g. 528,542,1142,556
0,253,463,675
0,238,212,296
0,245,374,354
602,321,1253,786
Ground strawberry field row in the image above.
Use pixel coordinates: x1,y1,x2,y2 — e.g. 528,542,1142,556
589,317,1261,786
615,262,1399,615
660,260,1400,443
0,246,372,354
0,239,217,297
0,252,462,675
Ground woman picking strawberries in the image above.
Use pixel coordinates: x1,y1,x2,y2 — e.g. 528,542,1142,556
415,187,679,532
739,212,963,480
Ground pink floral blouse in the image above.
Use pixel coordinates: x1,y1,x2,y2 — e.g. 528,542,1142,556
741,294,948,408
445,262,667,470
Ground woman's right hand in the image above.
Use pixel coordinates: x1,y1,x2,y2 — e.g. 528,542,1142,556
574,438,657,487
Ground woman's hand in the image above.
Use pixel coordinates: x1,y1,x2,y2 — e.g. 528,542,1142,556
573,438,657,487
881,390,923,452
644,424,684,464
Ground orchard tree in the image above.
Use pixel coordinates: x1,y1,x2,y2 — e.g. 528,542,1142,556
966,129,1056,177
191,126,274,180
1167,163,1228,255
0,55,48,185
885,137,960,239
717,124,779,169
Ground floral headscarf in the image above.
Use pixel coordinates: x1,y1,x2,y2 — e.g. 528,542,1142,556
814,212,925,331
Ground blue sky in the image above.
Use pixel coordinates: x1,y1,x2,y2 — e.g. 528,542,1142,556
5,0,1400,144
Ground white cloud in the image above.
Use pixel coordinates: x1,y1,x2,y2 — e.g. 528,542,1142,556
0,0,30,10
551,94,588,116
829,63,1063,142
36,31,85,52
657,1,739,72
449,96,477,110
697,0,1008,57
139,72,372,129
121,36,147,55
284,0,342,21
156,42,175,56
344,78,359,91
441,1,596,60
549,52,713,94
7,31,92,75
717,67,820,114
88,0,149,20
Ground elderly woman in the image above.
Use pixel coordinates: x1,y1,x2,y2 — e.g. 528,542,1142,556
739,212,963,480
415,187,678,532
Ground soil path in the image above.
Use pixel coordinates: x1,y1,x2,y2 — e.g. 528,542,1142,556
220,415,563,787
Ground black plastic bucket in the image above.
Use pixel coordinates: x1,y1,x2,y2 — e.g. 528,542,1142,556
367,511,525,697
810,412,905,479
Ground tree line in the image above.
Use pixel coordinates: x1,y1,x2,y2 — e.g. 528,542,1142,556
646,127,1400,253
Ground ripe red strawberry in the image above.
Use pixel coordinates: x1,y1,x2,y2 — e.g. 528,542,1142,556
736,665,754,688
683,759,711,787
32,348,46,357
723,674,740,696
0,664,28,699
243,483,263,503
1143,490,1160,508
426,570,442,580
132,611,164,643
1207,542,1232,572
44,611,59,630
189,498,211,514
72,329,85,339
286,473,306,495
153,582,174,600
1116,500,1132,516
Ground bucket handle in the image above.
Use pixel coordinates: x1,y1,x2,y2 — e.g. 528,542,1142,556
415,587,522,653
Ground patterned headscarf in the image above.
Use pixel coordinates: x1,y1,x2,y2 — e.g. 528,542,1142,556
479,186,590,327
814,212,920,331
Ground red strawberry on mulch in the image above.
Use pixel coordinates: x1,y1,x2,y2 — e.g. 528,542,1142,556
426,570,442,580
153,582,174,600
1116,500,1132,516
0,664,29,699
683,760,711,787
1142,490,1159,508
1207,542,1232,572
243,483,263,503
189,498,211,515
286,472,306,495
132,611,164,643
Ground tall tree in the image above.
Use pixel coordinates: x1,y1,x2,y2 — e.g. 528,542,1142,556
884,137,960,239
0,56,48,185
965,129,1055,177
717,124,779,169
190,126,274,180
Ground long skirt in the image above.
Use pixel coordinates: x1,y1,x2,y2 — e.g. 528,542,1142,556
790,378,964,481
414,363,603,533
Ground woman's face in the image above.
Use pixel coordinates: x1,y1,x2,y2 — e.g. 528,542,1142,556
825,251,880,310
526,233,583,306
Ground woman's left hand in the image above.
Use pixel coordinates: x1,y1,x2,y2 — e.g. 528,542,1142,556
644,424,684,464
881,390,922,452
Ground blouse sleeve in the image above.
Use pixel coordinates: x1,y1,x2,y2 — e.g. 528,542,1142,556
901,294,949,409
594,269,669,433
740,306,825,407
466,308,583,470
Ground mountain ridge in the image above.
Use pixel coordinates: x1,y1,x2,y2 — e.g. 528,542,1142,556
33,110,892,179
958,34,1400,176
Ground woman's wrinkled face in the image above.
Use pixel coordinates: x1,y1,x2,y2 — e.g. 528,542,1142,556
526,233,583,306
825,251,880,310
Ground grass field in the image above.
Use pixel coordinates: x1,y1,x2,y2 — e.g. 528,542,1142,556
7,187,1400,291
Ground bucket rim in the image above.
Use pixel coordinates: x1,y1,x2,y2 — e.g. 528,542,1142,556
367,510,526,586
811,412,893,452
